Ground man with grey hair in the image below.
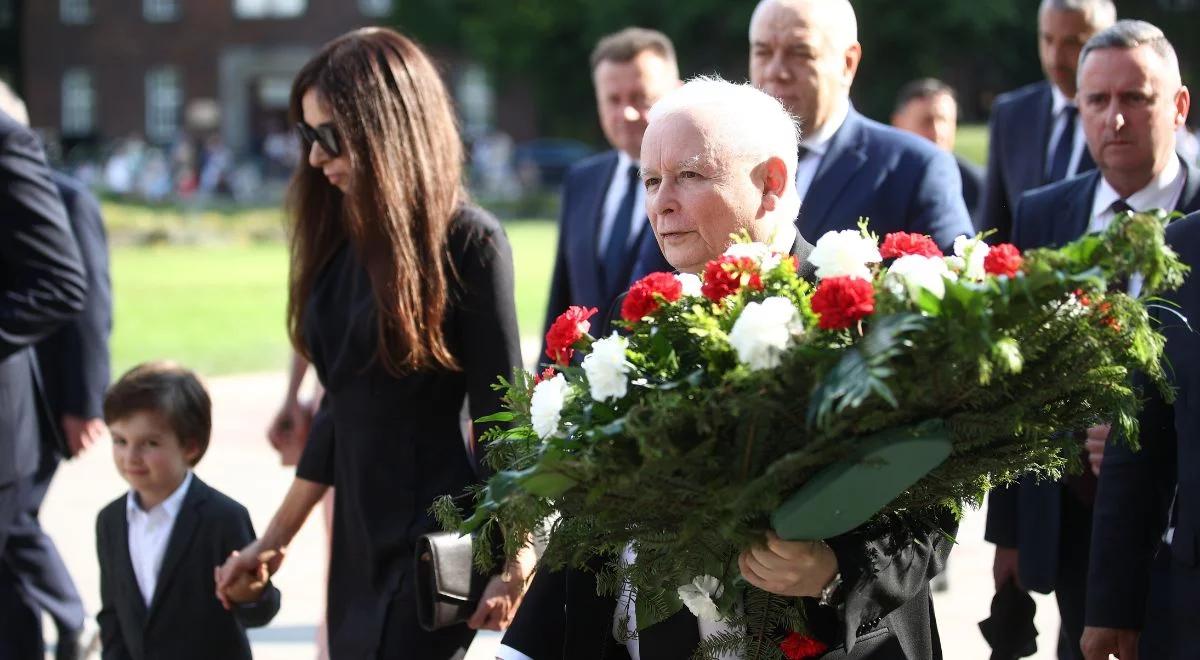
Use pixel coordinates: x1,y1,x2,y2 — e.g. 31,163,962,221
1000,19,1197,660
747,0,973,252
980,0,1117,242
499,77,953,660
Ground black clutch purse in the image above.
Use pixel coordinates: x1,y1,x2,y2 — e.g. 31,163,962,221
414,531,488,631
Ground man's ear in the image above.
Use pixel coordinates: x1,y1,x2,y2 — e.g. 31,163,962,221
760,155,789,212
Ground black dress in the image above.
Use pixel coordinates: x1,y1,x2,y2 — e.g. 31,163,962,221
297,205,522,659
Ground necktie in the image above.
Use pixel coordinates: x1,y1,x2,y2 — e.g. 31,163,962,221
1109,199,1133,216
1047,105,1078,183
603,164,640,299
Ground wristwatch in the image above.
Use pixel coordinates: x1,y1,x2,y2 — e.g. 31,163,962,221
817,571,843,607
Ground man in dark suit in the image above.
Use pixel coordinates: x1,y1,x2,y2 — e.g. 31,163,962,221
541,27,676,352
0,108,87,658
891,78,984,225
748,0,972,251
0,83,111,660
1080,211,1200,659
980,0,1116,243
989,20,1196,660
499,77,953,660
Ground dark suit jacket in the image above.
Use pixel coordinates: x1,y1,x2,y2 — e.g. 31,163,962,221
956,155,984,227
96,476,280,660
0,112,86,488
980,81,1096,243
985,157,1200,594
797,108,972,252
542,150,672,347
1085,211,1200,653
36,171,112,447
503,233,955,660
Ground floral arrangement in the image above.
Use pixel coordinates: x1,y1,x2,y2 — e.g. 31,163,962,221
436,212,1187,660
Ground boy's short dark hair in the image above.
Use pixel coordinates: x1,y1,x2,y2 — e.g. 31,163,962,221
103,361,212,466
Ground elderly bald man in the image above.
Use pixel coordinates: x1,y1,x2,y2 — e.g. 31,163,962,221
498,77,954,660
747,0,973,252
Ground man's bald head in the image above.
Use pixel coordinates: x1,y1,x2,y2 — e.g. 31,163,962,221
749,0,861,134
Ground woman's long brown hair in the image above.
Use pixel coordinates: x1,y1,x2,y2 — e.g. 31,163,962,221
286,28,464,375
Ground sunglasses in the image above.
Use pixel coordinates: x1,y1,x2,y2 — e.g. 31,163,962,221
296,121,341,157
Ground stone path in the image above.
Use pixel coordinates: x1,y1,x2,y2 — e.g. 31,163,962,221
39,371,1068,659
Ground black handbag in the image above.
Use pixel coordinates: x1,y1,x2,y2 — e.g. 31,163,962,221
414,531,488,631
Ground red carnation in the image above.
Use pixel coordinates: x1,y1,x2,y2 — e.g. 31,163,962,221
780,631,828,660
544,306,597,365
880,232,943,259
621,272,683,322
701,256,763,303
533,366,556,384
810,276,876,330
984,243,1024,277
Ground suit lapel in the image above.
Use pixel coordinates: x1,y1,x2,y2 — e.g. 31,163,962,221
1176,159,1200,214
798,110,868,239
1055,172,1100,246
114,506,150,626
146,477,206,624
1027,84,1054,187
584,152,620,304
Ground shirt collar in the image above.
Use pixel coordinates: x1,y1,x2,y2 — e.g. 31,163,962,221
1091,155,1184,221
126,471,193,520
1050,84,1075,117
615,150,638,180
799,98,850,157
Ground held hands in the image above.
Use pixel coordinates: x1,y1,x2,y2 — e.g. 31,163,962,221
1085,424,1111,477
738,531,838,598
61,415,109,457
467,544,537,631
1081,625,1139,660
215,542,285,610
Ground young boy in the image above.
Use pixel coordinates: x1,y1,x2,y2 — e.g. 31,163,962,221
96,361,279,659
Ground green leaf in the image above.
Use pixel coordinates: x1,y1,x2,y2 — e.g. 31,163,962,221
475,411,516,423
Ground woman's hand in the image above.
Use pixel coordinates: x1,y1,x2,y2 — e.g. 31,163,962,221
467,545,537,631
738,531,838,598
266,398,313,465
215,541,285,609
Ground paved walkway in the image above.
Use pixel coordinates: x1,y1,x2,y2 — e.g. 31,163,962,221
39,371,1066,659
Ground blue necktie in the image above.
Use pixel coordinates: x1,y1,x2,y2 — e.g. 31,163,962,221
602,164,640,299
1047,105,1078,183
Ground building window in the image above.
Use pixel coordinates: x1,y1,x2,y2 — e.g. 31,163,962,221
60,0,91,24
145,67,182,143
62,69,95,136
359,0,392,17
233,0,306,18
144,0,180,22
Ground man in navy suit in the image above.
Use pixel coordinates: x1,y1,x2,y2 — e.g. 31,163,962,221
980,0,1116,243
541,27,677,350
748,0,972,251
1081,218,1200,659
891,78,985,225
991,20,1196,660
0,107,86,659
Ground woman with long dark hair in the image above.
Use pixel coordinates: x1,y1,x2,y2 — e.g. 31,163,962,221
216,28,531,658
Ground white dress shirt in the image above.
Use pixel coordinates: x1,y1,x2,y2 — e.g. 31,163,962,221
795,99,850,205
127,471,193,606
1088,155,1185,235
1044,86,1088,180
596,150,648,259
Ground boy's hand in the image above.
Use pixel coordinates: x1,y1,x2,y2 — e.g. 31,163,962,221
215,548,280,609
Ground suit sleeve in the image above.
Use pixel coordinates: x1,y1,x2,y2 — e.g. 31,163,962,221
906,148,973,252
827,512,956,650
96,513,134,660
455,215,523,476
981,109,1013,244
1085,370,1176,629
51,183,112,419
539,182,575,364
499,565,567,659
226,505,282,628
0,126,86,360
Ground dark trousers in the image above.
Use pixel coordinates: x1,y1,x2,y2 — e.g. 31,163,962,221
1054,493,1092,660
0,476,40,660
1139,543,1200,659
375,572,475,660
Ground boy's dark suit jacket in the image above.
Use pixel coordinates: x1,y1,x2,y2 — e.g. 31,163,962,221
96,476,280,660
1086,210,1200,656
987,156,1200,594
503,233,956,660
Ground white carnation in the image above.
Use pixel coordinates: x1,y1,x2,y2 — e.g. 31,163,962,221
581,333,631,402
724,241,782,271
953,235,990,280
677,575,725,622
807,230,882,280
530,374,569,439
727,297,802,371
676,273,703,297
886,254,956,300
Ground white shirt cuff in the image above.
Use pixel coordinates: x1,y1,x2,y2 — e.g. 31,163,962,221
494,644,535,660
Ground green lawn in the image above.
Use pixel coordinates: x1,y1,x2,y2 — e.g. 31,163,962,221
956,123,988,167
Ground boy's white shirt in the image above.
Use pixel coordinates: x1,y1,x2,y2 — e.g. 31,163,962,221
126,470,193,606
